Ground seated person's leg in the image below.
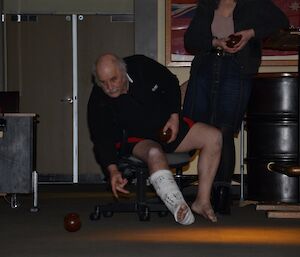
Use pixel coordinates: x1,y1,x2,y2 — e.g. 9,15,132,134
175,122,222,222
132,140,195,225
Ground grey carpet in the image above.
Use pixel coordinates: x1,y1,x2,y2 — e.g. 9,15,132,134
1,184,300,257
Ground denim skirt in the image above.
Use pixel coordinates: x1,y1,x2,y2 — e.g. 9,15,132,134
183,53,252,133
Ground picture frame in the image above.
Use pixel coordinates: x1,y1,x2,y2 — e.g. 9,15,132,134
166,0,197,67
165,0,299,67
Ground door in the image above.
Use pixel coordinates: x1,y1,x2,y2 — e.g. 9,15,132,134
77,14,134,179
6,14,73,179
5,14,135,182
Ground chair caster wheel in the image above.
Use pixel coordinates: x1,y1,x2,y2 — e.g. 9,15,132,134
90,206,101,221
158,211,169,217
138,205,150,221
30,207,40,213
103,211,114,217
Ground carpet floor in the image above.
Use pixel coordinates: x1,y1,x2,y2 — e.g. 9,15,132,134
1,184,300,257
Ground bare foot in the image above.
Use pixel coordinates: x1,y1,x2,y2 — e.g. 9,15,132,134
192,202,217,223
176,204,189,222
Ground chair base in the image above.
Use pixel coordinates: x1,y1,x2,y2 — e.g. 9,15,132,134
90,198,169,221
90,154,198,222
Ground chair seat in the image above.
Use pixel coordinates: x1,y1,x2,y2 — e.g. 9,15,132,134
122,152,192,168
166,152,192,167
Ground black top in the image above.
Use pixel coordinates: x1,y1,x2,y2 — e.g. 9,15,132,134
184,0,290,74
87,55,181,170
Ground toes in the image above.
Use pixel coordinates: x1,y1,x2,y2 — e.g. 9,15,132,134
207,211,217,222
192,202,217,223
175,204,195,225
177,205,188,222
201,207,217,222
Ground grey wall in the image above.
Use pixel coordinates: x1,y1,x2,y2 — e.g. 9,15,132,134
1,0,135,92
3,0,134,14
135,0,157,60
1,0,159,91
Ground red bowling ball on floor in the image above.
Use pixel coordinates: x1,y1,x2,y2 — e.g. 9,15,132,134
64,213,81,232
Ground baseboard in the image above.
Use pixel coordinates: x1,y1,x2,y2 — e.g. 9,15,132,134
38,174,106,184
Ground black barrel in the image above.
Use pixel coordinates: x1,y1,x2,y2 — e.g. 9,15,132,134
246,73,299,202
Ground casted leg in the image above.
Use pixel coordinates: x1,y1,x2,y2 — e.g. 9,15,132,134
132,140,195,225
175,123,222,222
149,169,195,225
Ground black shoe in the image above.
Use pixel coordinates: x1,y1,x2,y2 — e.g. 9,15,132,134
213,185,231,215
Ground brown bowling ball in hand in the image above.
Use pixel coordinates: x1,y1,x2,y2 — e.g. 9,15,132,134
64,213,81,232
226,34,242,48
158,128,172,143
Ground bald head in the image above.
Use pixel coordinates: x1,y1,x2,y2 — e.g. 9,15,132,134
96,54,124,74
95,53,128,98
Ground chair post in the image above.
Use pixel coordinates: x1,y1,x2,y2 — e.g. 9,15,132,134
175,167,183,190
136,168,147,204
240,120,245,201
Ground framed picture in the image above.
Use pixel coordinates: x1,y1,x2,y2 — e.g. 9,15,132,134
166,0,197,66
166,0,299,67
261,0,299,66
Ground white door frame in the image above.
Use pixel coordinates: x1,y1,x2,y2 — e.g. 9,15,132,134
72,14,78,183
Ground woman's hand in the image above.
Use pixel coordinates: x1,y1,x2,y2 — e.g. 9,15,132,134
212,37,228,49
212,29,255,53
224,29,255,53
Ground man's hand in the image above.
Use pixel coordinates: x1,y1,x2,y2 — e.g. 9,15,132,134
107,164,129,198
163,113,179,143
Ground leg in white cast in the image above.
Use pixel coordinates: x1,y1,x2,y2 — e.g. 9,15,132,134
150,169,195,225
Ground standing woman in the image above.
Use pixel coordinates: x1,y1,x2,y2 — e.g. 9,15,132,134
183,0,289,214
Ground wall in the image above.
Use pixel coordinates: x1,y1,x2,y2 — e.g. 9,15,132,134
0,0,134,92
2,0,298,177
3,0,133,14
135,0,157,60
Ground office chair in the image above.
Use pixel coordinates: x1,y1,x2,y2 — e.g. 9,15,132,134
90,150,197,221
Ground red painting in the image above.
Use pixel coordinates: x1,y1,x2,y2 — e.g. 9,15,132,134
263,0,300,57
166,0,300,66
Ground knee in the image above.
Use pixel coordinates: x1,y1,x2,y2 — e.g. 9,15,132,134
147,146,165,160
